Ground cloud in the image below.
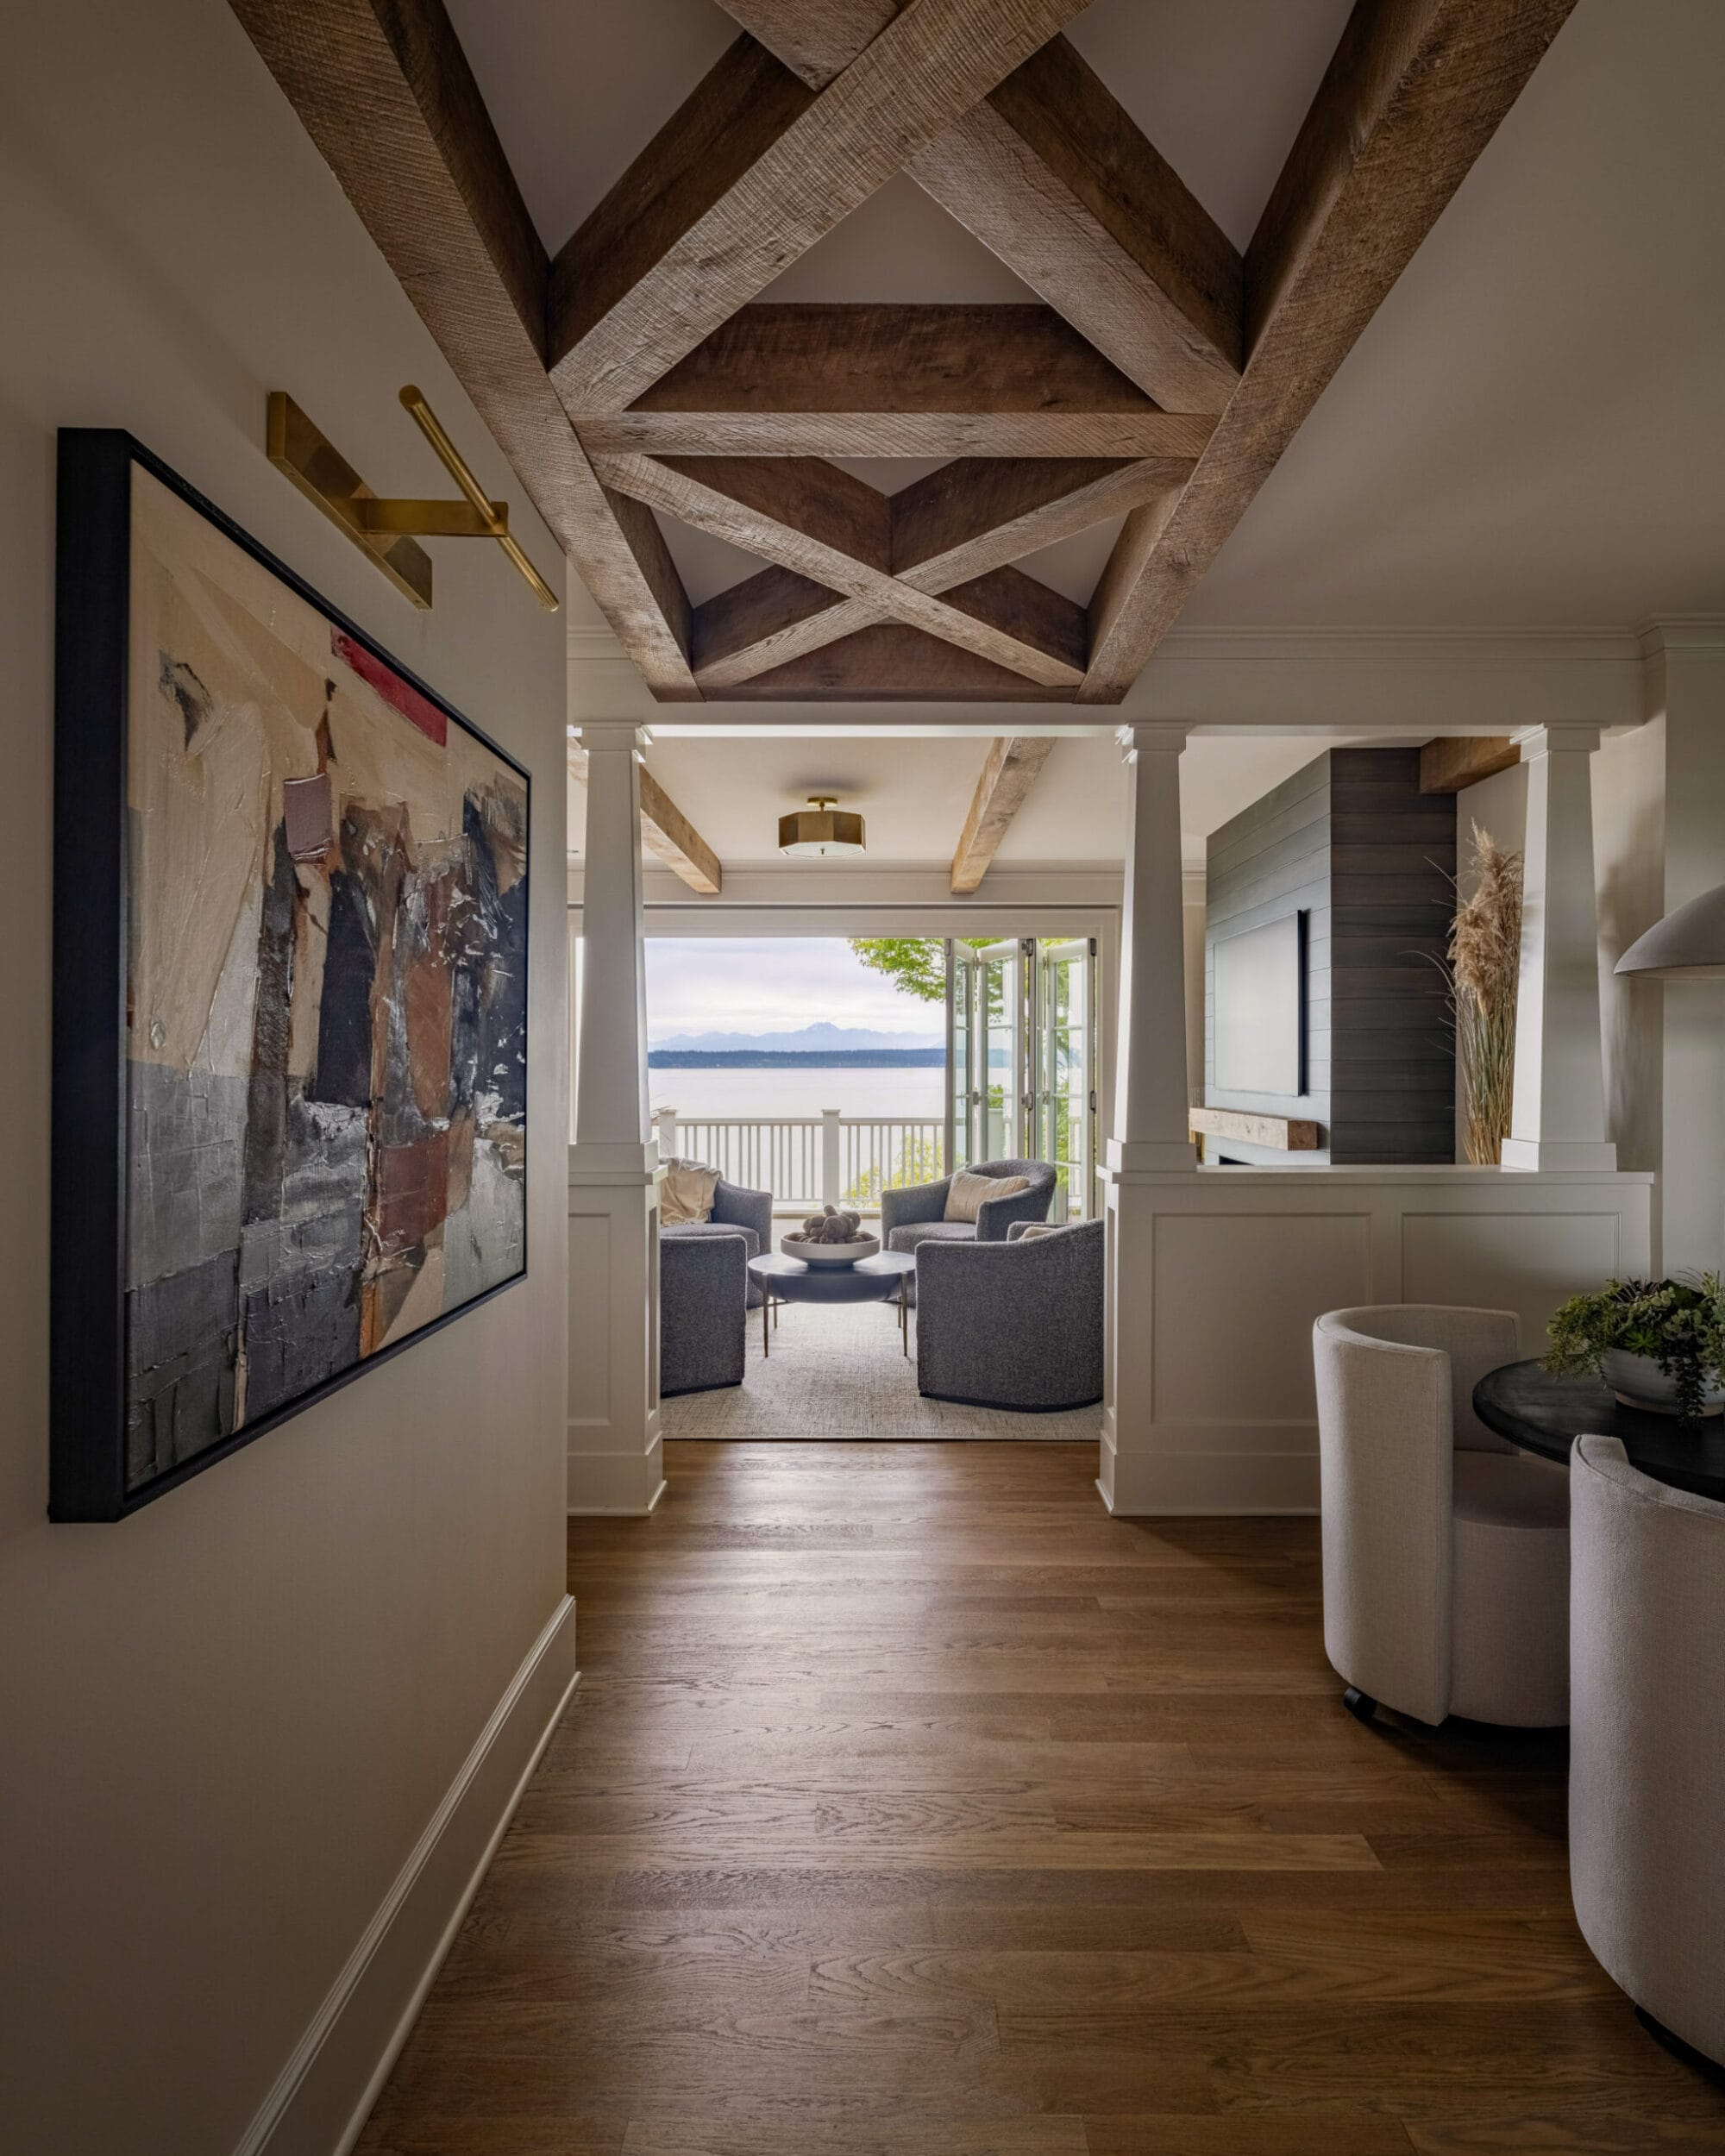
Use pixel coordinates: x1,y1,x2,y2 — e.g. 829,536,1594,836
644,938,937,1042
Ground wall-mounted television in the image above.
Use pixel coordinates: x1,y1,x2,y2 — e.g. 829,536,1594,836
1213,912,1308,1098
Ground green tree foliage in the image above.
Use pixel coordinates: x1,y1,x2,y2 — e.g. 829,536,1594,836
847,937,989,1006
843,1135,946,1205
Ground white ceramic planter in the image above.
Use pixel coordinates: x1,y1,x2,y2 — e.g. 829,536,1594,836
1600,1349,1725,1417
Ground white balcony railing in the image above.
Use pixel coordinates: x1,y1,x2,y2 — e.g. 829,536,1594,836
654,1108,945,1211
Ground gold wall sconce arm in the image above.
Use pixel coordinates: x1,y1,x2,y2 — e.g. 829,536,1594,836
266,388,559,612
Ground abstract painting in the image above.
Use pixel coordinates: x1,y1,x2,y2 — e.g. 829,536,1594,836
52,434,529,1518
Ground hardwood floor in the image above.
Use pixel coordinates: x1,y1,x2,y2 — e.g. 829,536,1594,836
357,1443,1725,2153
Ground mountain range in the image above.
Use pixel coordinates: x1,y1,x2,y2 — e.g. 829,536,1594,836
649,1021,944,1053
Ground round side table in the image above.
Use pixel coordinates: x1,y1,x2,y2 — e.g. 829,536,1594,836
746,1250,917,1358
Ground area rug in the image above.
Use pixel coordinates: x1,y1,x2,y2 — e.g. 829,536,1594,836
660,1298,1101,1441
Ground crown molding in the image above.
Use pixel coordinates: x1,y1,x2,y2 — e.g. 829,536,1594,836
1151,624,1643,666
1639,615,1725,658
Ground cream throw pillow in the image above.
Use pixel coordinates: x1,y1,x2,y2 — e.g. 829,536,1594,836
660,1158,720,1225
944,1169,1031,1223
1015,1222,1062,1241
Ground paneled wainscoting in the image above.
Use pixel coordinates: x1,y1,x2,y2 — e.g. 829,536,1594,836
1102,1165,1653,1515
354,1443,1724,2153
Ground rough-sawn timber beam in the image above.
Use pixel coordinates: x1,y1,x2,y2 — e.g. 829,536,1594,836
227,0,701,701
1418,736,1521,794
573,304,1222,460
1081,0,1579,703
593,453,1088,690
680,456,1186,690
548,0,1091,415
951,736,1056,893
716,5,1243,411
568,742,722,896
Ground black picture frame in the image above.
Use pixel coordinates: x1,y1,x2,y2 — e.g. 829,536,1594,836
51,429,531,1521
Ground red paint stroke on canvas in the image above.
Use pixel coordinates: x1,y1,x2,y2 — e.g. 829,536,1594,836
330,630,447,747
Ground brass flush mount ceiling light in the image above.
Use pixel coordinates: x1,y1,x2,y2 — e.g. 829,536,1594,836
779,796,866,858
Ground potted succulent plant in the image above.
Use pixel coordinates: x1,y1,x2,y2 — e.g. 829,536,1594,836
1546,1275,1725,1420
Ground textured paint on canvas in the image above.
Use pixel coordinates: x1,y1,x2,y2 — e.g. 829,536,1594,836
123,467,527,1490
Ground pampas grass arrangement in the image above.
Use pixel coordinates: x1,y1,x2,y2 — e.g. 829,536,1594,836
1450,824,1523,1164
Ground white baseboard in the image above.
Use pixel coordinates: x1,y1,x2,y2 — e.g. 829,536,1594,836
235,1597,580,2156
568,1435,666,1515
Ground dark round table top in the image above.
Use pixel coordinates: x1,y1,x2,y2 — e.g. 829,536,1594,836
748,1250,915,1305
1473,1359,1725,1502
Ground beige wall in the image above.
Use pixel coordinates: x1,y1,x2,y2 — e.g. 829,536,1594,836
0,5,569,2152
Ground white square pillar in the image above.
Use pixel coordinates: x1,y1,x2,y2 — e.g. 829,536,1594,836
1099,724,1200,1513
1502,724,1616,1172
567,721,664,1514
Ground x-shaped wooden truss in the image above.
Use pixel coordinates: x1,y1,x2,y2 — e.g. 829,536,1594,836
233,0,1576,706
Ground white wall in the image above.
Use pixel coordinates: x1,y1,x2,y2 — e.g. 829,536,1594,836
0,6,570,2152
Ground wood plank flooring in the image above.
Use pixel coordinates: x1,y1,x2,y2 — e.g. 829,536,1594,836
356,1443,1725,2154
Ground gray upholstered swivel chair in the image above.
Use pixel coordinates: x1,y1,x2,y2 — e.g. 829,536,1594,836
1312,1305,1570,1728
882,1157,1057,1257
662,1175,773,1307
660,1232,747,1396
1571,1434,1725,2072
916,1219,1103,1412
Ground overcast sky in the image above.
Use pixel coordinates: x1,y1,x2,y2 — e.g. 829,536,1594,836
644,938,939,1042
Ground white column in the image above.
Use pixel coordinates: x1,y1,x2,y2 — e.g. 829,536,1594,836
567,721,664,1514
1642,624,1725,1272
1099,724,1199,1514
1502,724,1616,1171
1110,724,1198,1172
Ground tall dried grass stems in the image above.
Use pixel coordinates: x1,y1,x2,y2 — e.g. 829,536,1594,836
1450,824,1523,1164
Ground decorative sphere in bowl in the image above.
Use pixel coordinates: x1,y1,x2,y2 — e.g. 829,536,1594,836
780,1232,881,1267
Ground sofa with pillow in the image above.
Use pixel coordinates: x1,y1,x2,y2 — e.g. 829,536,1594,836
881,1158,1057,1257
915,1217,1104,1411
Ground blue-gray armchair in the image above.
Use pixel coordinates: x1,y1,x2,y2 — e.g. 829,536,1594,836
881,1157,1057,1258
660,1232,747,1397
915,1218,1104,1412
662,1175,773,1307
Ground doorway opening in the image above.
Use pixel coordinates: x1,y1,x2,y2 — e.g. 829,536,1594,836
643,927,1105,1441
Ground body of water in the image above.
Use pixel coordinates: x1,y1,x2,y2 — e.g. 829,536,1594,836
648,1062,946,1119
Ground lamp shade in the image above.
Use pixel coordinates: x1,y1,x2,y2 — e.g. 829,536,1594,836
1615,882,1725,980
779,796,865,857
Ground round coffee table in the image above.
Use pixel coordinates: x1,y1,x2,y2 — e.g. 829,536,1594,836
1473,1359,1725,1502
747,1250,917,1358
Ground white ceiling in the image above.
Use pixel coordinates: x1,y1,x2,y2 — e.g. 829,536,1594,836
570,730,1382,868
451,0,1724,631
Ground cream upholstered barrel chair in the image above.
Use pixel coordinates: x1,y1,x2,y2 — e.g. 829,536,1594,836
1571,1434,1725,2073
1312,1305,1571,1728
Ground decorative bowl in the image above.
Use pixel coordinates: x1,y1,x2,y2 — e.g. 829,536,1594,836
1601,1349,1725,1418
780,1232,881,1267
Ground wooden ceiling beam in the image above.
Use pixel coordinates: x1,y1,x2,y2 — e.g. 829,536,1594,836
716,623,1081,702
891,456,1193,586
568,742,722,895
1081,0,1578,704
951,736,1057,893
228,0,701,701
687,457,1157,689
548,0,1089,416
594,453,1085,690
573,304,1220,460
716,7,1243,411
1419,736,1521,794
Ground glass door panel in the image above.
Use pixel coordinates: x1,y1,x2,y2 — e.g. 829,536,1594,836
976,941,1022,1161
1037,940,1094,1219
944,939,977,1175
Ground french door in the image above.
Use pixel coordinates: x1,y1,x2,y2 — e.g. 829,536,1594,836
945,937,1096,1218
